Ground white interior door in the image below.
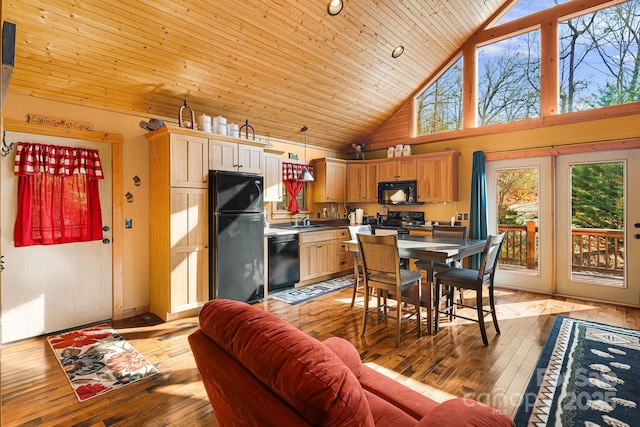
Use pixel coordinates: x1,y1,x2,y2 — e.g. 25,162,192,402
487,157,553,293
1,132,112,343
556,149,640,305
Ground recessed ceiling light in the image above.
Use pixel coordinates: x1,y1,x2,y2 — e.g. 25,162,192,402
327,0,343,16
391,45,405,58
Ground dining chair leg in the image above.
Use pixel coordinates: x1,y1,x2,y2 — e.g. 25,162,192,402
477,290,488,346
395,301,402,347
489,285,500,334
350,258,359,308
415,283,422,339
434,279,441,333
362,281,370,336
426,282,433,335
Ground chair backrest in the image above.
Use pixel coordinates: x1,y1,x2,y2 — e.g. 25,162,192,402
357,233,400,277
373,228,398,236
477,233,506,281
432,225,467,239
348,224,372,241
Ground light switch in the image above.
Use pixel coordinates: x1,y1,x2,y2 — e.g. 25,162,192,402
125,218,133,229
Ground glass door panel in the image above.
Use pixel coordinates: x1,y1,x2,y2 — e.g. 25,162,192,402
556,150,640,305
487,157,552,292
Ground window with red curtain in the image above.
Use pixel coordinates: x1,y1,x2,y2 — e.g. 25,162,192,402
282,162,313,214
13,142,104,247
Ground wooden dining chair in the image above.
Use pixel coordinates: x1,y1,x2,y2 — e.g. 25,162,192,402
357,233,422,347
347,225,372,307
433,233,506,346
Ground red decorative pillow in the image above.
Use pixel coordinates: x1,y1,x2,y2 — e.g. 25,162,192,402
198,300,375,427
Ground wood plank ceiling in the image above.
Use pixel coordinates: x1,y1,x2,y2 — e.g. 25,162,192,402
2,0,506,153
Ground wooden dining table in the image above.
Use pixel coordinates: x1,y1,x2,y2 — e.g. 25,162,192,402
343,234,487,335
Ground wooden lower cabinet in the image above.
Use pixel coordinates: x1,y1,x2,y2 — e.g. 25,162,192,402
298,228,352,286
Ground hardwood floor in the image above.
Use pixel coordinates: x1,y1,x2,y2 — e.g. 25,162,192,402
2,285,640,426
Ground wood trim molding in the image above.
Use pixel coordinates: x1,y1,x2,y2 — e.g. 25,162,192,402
485,138,640,161
3,119,125,321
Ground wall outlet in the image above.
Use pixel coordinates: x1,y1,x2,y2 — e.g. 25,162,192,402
457,213,462,220
125,218,133,229
464,213,469,220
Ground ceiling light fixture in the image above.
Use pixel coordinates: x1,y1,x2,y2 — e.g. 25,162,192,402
391,45,405,58
327,0,344,16
298,126,314,182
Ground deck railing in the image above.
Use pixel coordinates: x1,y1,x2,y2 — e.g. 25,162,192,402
497,222,624,277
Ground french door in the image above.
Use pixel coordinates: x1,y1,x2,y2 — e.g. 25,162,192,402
487,157,553,293
555,150,640,305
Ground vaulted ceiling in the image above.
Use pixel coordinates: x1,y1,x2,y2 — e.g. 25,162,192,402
2,0,509,152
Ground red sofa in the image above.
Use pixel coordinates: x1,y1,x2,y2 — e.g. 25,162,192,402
188,299,513,426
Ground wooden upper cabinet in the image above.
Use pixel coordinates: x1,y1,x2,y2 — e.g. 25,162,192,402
416,151,460,202
209,139,263,174
313,158,346,202
169,133,209,188
346,162,367,202
366,162,379,202
377,158,417,181
263,149,283,202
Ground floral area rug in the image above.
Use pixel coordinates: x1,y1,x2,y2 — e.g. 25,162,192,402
270,274,354,305
47,324,160,402
514,316,640,426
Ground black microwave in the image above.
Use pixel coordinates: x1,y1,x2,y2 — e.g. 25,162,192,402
377,180,424,205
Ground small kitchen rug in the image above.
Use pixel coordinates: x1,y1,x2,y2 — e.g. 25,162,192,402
514,316,640,427
270,274,354,305
47,324,160,402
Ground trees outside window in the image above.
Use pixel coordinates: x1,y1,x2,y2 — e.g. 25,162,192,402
415,58,463,136
559,0,640,112
477,30,541,126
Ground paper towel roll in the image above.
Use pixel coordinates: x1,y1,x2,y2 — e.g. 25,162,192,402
356,209,364,225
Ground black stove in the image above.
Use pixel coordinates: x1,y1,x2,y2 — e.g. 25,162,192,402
380,211,425,232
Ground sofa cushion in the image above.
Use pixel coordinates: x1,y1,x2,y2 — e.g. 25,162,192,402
358,364,439,421
198,299,375,427
417,398,514,427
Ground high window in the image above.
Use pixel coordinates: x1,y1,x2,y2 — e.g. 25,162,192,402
413,0,639,137
477,30,541,125
415,57,463,136
559,1,640,112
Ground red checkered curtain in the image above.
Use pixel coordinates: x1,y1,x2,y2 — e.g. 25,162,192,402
282,162,313,214
13,142,104,247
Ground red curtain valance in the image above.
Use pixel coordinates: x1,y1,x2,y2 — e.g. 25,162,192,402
282,162,314,181
14,142,104,179
13,142,104,247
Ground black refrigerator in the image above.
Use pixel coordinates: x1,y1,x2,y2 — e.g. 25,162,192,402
209,170,265,303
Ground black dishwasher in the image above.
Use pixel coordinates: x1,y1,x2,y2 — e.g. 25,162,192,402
267,234,300,292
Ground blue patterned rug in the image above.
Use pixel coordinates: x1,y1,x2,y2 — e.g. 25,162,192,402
514,316,640,426
269,275,354,305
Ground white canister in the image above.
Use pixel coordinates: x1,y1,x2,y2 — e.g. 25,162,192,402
214,115,227,135
394,144,404,157
403,145,411,156
387,147,395,158
228,123,239,138
196,114,212,133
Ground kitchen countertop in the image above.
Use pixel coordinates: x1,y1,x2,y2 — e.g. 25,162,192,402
264,221,349,236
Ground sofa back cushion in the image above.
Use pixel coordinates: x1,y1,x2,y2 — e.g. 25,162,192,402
198,299,375,427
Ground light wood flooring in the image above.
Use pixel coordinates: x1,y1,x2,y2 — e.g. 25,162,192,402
2,285,640,426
